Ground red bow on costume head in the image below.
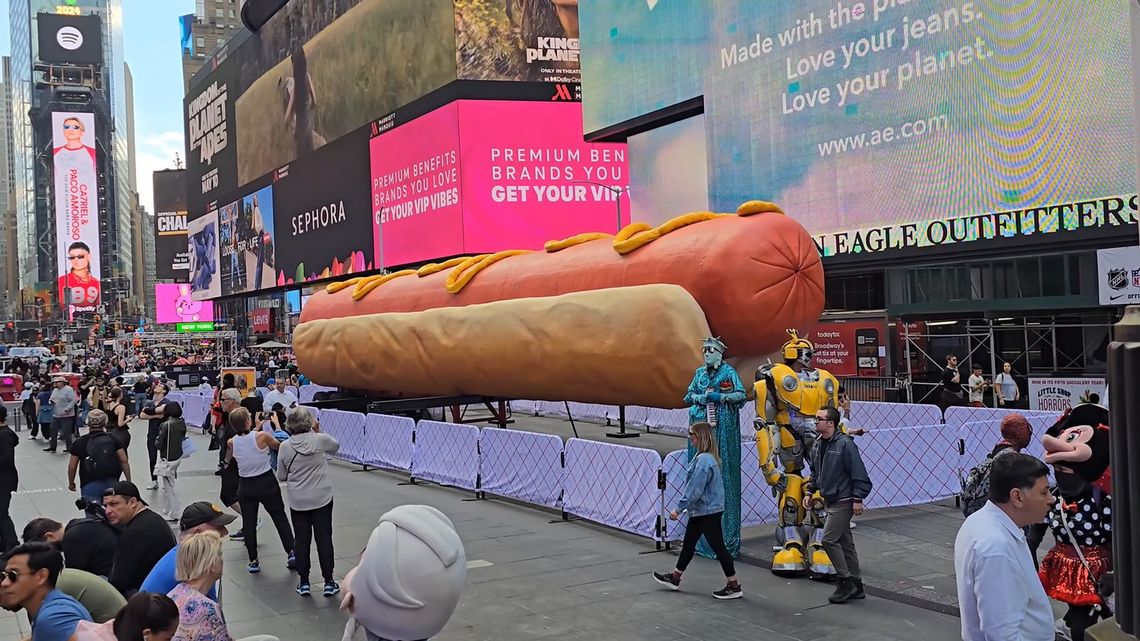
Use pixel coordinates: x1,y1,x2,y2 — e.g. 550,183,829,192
719,380,733,392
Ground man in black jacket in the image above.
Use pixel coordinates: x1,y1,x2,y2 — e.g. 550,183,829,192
808,406,873,604
0,407,19,552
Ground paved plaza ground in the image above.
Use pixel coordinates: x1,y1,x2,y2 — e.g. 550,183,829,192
0,408,1045,640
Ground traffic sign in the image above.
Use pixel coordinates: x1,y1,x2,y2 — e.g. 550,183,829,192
60,327,78,335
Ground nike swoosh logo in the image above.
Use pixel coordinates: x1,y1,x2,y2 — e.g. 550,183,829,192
1110,294,1124,301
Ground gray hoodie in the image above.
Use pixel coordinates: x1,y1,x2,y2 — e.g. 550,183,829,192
275,431,339,511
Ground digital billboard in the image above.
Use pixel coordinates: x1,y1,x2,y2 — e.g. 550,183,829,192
185,58,237,219
579,0,709,135
233,0,457,186
37,13,104,65
627,114,708,227
188,209,221,301
154,283,215,325
370,100,630,267
705,0,1136,258
456,0,581,83
52,112,101,319
153,169,190,281
273,128,375,285
219,184,276,296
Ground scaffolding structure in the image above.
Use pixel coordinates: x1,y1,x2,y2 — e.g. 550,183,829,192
108,331,239,367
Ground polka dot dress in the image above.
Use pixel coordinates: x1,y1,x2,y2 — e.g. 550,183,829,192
1050,495,1111,547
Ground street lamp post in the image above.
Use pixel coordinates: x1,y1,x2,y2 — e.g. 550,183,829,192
570,180,638,439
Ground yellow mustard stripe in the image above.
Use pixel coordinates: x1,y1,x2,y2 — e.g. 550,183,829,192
444,250,532,294
323,202,781,299
544,232,612,253
417,256,473,277
351,270,417,300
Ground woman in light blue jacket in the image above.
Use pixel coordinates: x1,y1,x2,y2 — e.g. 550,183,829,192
652,421,742,599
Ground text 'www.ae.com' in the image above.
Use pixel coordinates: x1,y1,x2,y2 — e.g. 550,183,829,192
816,114,949,157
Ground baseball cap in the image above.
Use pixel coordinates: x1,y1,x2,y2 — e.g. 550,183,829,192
103,481,146,505
266,378,276,385
179,501,237,531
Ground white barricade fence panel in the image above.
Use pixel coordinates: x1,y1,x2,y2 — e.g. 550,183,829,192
563,438,662,540
478,428,564,508
299,385,337,404
858,424,959,509
958,415,1053,482
183,394,210,430
509,400,539,416
411,421,480,491
360,413,415,472
740,441,779,526
850,401,942,431
644,407,689,435
317,409,367,465
299,405,319,421
944,406,1059,430
661,450,689,542
565,402,616,424
536,401,566,418
739,404,758,442
611,406,649,426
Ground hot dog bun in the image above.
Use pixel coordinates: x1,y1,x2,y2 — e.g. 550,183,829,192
294,284,711,408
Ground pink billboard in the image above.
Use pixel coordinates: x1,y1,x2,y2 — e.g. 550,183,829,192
370,103,463,268
154,283,215,325
369,100,630,267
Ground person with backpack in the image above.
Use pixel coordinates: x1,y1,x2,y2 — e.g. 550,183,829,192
66,410,131,508
959,412,1047,566
153,401,188,523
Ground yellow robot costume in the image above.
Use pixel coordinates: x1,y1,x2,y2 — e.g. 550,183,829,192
754,330,840,577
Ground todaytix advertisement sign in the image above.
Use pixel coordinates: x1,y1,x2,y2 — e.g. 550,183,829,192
814,194,1137,258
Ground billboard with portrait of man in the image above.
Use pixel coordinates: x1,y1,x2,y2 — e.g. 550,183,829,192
52,112,101,319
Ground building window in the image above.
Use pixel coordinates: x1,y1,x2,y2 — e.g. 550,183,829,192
229,9,235,18
215,8,224,18
217,38,225,47
196,37,205,48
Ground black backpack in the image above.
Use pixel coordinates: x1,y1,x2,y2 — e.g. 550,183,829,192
82,432,122,480
959,447,1016,517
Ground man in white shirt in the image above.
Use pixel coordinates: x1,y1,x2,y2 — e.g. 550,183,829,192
263,378,298,413
954,452,1056,641
967,364,987,408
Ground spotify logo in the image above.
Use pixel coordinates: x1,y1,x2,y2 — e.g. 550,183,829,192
56,26,84,50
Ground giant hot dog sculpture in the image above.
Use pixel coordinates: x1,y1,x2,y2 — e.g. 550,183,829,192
295,201,824,408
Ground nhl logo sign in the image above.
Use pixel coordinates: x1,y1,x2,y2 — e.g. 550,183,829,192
1133,269,1140,288
1108,268,1127,290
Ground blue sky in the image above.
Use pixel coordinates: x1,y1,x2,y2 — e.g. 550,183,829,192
1,1,196,214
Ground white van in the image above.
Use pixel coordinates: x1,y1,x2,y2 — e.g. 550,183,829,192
7,346,54,360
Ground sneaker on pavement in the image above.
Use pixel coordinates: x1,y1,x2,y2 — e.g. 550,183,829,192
713,583,743,600
287,552,297,570
145,482,159,491
247,561,260,574
164,514,179,523
229,531,245,542
652,571,680,591
323,581,341,597
296,581,311,597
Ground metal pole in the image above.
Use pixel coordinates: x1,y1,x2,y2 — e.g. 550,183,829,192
988,319,998,408
903,322,914,404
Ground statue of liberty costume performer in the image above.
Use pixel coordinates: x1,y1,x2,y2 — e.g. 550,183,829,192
684,337,746,559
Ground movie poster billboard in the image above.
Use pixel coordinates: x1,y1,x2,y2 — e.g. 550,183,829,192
456,0,581,82
219,184,277,296
233,0,456,187
188,209,221,301
185,58,237,221
272,130,374,285
154,283,215,325
52,112,101,319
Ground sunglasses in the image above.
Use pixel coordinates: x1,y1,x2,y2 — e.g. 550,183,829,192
68,254,86,260
0,569,22,584
62,124,83,131
813,417,833,423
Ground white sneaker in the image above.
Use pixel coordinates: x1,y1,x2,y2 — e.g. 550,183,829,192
146,483,159,491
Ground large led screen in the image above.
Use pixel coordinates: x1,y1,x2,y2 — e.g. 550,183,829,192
219,184,276,296
52,112,101,319
154,283,215,325
579,0,709,135
154,169,190,282
188,209,221,301
627,114,708,227
705,0,1136,257
370,100,630,267
273,132,375,285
